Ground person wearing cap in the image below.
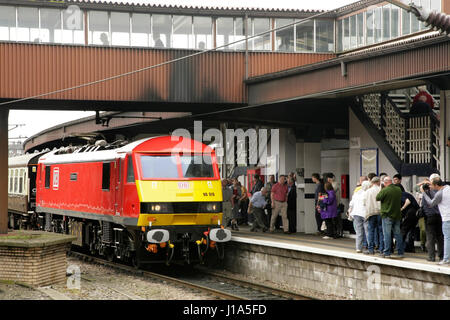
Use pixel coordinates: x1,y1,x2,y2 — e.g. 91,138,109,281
376,176,404,258
365,176,384,255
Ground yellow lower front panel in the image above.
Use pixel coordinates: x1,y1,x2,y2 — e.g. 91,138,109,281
137,213,223,226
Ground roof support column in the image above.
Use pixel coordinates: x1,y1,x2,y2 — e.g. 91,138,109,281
0,109,9,234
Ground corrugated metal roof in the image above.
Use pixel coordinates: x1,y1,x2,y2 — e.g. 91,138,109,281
64,0,325,13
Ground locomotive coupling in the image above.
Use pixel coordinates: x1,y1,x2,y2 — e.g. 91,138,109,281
209,228,232,242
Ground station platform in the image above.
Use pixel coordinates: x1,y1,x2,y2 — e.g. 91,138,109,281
230,226,450,276
223,226,450,299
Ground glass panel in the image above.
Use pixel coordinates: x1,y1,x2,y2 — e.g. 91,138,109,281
232,17,245,50
62,6,84,44
401,9,410,35
366,10,374,45
140,156,179,179
296,19,314,52
40,9,62,43
430,0,441,10
374,7,382,43
127,156,135,183
316,19,334,52
337,19,342,52
152,14,171,48
382,6,390,41
17,7,39,42
350,15,356,48
173,15,192,49
216,17,233,49
342,18,349,50
275,18,294,52
193,16,212,49
131,13,150,47
180,155,214,178
0,6,16,41
89,11,109,45
391,6,399,38
111,12,130,46
356,13,364,47
252,18,271,51
411,12,420,33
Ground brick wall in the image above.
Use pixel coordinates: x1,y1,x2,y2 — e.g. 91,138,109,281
0,243,70,287
224,242,450,300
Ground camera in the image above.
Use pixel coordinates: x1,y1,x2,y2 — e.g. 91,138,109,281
422,183,430,191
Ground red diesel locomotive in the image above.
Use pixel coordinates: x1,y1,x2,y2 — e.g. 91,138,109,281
9,135,231,266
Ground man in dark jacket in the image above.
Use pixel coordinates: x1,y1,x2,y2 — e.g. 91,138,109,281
400,191,419,252
287,177,297,234
421,184,444,261
250,174,264,195
376,176,404,258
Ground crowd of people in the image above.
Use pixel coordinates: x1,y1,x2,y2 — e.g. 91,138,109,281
221,172,297,234
343,172,449,265
222,170,450,266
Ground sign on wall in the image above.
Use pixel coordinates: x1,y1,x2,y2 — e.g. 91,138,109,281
360,148,378,176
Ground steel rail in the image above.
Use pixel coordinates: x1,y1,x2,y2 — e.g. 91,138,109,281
68,251,247,300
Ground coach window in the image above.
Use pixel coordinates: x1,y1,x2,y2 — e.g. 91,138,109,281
126,156,135,183
14,169,18,194
102,162,111,190
0,6,16,41
45,166,51,189
9,169,13,193
19,170,23,194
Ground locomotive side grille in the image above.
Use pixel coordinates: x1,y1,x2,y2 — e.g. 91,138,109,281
141,202,222,214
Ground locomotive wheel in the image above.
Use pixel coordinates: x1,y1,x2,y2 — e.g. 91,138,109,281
131,253,141,269
106,249,114,262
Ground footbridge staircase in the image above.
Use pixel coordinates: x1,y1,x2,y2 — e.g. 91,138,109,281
350,89,441,177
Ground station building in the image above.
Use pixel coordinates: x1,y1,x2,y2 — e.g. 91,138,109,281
2,0,450,236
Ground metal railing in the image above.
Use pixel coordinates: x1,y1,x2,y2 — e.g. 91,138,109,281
359,92,440,169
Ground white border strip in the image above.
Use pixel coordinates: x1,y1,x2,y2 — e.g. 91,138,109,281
232,236,450,275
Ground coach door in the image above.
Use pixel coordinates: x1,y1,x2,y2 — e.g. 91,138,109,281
114,158,123,217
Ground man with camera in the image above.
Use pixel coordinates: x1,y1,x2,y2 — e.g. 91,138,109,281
421,175,450,265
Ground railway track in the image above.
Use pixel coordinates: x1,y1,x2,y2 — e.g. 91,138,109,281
68,251,312,300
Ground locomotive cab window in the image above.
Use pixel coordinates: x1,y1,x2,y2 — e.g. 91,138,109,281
180,155,214,178
44,166,51,188
140,155,179,179
102,162,111,190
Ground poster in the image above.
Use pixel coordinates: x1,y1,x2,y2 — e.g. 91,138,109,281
360,148,378,176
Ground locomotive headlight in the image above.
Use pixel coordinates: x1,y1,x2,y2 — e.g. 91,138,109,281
153,204,161,212
199,202,222,213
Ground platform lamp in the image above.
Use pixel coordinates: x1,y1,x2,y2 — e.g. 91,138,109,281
386,0,450,35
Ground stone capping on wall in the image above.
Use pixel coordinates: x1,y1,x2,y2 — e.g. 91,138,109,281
0,231,76,287
231,236,450,277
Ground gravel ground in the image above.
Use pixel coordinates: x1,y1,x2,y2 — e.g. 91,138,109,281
0,281,49,300
0,257,213,300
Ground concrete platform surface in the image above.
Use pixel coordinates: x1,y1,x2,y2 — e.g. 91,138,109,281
231,227,450,275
